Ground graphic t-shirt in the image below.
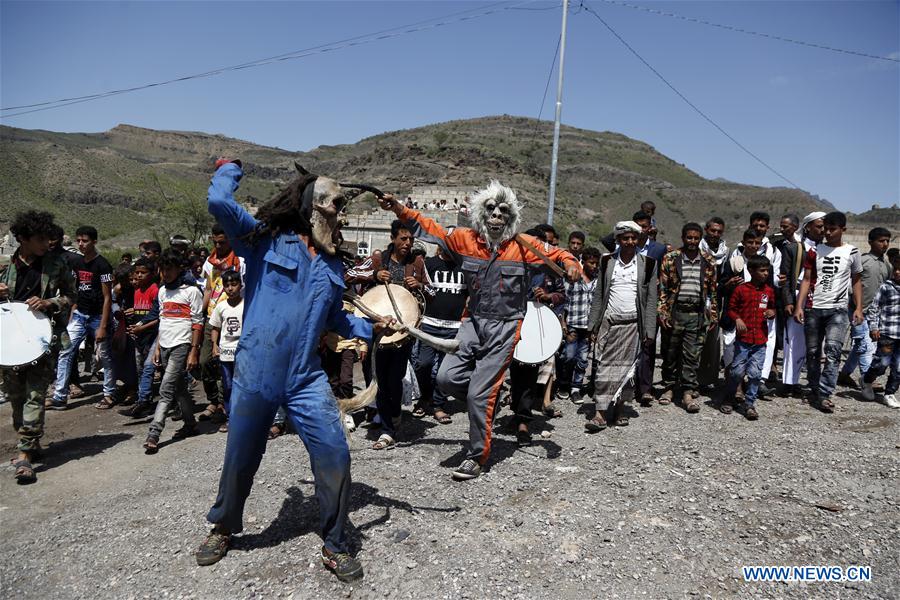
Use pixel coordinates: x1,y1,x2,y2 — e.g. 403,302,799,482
209,299,244,361
422,256,467,327
804,243,862,310
131,283,159,346
72,254,113,316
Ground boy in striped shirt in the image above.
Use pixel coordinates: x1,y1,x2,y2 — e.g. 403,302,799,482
143,250,204,453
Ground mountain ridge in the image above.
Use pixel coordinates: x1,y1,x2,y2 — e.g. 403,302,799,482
1,115,843,248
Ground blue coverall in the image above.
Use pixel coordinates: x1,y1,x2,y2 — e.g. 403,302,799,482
205,163,372,553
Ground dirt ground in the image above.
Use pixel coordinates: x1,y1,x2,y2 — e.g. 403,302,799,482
0,370,898,599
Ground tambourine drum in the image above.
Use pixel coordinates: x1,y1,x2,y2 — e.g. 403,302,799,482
0,302,53,369
354,284,422,349
513,301,563,365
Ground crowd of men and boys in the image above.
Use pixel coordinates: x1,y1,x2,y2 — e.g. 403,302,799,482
1,200,898,487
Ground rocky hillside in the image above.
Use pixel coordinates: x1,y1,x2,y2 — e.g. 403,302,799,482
0,116,831,247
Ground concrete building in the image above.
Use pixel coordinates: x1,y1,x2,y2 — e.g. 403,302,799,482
340,186,473,256
341,208,463,257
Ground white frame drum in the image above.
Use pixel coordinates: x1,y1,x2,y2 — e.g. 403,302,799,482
0,302,53,369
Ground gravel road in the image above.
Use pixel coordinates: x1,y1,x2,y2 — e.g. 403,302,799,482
1,372,898,599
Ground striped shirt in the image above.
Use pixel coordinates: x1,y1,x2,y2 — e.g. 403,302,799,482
677,254,703,304
157,283,204,349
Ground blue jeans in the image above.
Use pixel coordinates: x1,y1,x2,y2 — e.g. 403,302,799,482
137,337,158,404
863,336,900,394
207,374,351,553
219,360,235,415
412,322,458,410
840,316,875,377
804,308,850,401
725,341,766,405
53,311,115,403
559,328,590,392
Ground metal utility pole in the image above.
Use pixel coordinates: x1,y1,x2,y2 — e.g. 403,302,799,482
546,0,569,225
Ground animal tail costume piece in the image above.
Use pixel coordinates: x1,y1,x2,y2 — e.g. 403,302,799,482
389,181,582,466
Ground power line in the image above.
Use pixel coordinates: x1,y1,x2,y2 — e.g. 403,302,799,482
582,3,802,189
597,0,899,63
538,35,562,120
1,0,550,119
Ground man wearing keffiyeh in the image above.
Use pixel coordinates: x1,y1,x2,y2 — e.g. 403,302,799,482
197,223,246,423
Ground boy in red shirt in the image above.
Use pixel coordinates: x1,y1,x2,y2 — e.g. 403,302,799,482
121,257,160,418
720,255,776,420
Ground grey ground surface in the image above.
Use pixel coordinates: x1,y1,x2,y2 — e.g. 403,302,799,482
1,371,898,600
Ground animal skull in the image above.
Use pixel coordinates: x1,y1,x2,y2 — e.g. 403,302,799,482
295,163,348,255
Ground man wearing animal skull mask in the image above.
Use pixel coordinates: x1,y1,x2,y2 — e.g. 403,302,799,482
196,159,393,582
379,180,582,481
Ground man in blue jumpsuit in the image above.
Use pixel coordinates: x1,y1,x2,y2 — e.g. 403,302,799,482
195,160,386,582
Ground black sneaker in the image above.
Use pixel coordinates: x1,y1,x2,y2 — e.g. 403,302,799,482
322,547,363,582
451,459,482,481
120,402,154,418
569,389,583,405
516,429,532,447
172,425,198,440
196,529,231,566
744,403,759,421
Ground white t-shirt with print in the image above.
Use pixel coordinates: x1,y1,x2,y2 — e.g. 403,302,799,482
209,299,244,362
804,243,862,310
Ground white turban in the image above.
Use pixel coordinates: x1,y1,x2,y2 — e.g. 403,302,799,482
614,221,641,237
801,211,826,229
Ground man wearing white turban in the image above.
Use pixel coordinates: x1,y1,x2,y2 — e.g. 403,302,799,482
779,211,825,395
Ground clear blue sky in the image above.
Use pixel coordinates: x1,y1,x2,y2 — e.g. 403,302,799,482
2,1,897,213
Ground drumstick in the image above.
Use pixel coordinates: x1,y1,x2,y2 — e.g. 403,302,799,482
383,282,405,322
346,294,460,354
515,234,590,284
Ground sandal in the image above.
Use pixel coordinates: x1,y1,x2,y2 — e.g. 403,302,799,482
542,403,563,419
584,413,607,433
372,434,395,450
718,402,734,415
433,410,452,425
818,398,835,413
197,404,218,421
13,459,36,484
412,405,427,419
218,422,229,433
143,435,159,454
268,423,285,440
94,396,117,410
69,384,85,399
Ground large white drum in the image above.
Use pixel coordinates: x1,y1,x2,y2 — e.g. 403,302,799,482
354,284,422,349
513,301,564,365
0,302,53,369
